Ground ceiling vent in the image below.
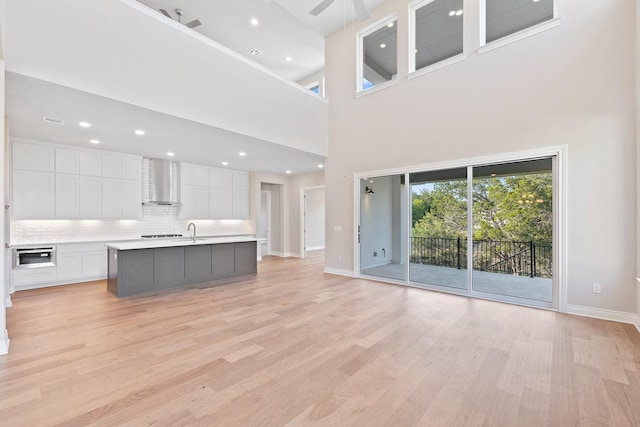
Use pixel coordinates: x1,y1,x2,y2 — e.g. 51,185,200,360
43,116,64,126
248,48,262,56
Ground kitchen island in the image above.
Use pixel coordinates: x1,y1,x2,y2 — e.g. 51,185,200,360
106,236,257,297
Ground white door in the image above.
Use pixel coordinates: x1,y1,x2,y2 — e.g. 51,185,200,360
258,190,271,256
302,187,325,256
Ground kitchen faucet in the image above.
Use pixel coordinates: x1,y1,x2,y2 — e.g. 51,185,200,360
188,223,196,243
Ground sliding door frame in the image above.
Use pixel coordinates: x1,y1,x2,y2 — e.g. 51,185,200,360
354,145,567,312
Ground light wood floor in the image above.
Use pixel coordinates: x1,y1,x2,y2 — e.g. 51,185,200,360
2,253,640,426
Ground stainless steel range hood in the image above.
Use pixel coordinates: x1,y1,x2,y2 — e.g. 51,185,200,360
142,158,182,206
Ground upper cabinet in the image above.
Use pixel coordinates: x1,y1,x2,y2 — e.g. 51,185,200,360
13,140,54,172
181,163,249,220
11,139,142,220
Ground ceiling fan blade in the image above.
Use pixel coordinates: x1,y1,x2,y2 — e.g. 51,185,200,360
309,0,336,16
352,0,370,21
159,8,173,19
185,19,202,28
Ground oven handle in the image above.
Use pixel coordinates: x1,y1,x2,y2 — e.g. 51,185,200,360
16,248,55,254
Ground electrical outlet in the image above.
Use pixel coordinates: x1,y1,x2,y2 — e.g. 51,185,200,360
592,283,602,294
373,251,377,257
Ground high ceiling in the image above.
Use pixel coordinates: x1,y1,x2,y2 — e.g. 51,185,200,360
4,0,331,175
133,0,387,82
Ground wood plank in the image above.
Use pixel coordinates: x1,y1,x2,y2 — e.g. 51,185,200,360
0,253,638,425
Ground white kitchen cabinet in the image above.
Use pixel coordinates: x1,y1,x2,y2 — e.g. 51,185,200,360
79,176,102,218
181,184,209,219
181,185,196,219
55,174,79,218
82,251,107,278
232,172,250,190
102,154,122,178
13,140,54,172
232,189,250,219
122,156,141,181
211,170,233,189
79,151,102,176
57,252,83,281
210,187,233,218
182,163,209,187
12,170,55,218
102,178,122,218
181,165,248,220
121,179,142,218
56,148,79,174
12,267,56,288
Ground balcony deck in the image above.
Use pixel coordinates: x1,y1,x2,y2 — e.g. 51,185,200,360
362,262,552,303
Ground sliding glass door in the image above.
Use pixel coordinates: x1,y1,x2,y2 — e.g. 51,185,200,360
471,159,553,303
358,155,556,309
408,168,468,290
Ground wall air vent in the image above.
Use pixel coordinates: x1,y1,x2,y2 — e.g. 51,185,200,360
43,116,65,125
248,48,262,56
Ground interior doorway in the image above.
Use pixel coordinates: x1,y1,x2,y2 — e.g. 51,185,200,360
301,186,325,258
257,190,271,257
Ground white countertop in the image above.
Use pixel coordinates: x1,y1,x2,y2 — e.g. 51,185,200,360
10,234,255,249
106,235,258,250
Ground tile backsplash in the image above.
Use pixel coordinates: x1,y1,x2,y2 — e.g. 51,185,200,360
11,205,252,244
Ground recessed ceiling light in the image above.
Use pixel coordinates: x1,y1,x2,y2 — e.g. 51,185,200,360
251,18,259,26
456,9,463,16
222,161,229,166
285,56,292,62
239,152,246,157
134,129,145,136
318,164,324,168
166,152,174,157
533,0,540,2
387,22,394,28
380,43,386,48
89,139,100,144
448,10,456,16
285,170,292,174
78,121,91,128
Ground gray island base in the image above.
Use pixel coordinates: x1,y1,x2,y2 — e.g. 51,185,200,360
106,238,257,297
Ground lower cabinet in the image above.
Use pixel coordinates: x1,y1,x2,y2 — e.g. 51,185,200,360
12,243,108,290
109,241,257,297
57,252,83,281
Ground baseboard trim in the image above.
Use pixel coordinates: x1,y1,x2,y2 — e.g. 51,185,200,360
306,246,325,251
635,316,640,334
324,267,354,277
566,304,638,326
0,330,9,355
270,252,301,258
5,294,11,308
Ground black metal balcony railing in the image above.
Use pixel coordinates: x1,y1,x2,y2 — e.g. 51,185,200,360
410,237,552,278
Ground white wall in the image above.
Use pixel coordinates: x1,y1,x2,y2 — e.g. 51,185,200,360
325,0,637,314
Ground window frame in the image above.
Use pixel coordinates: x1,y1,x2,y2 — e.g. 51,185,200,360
304,78,325,98
479,0,561,54
408,0,466,79
356,14,399,96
